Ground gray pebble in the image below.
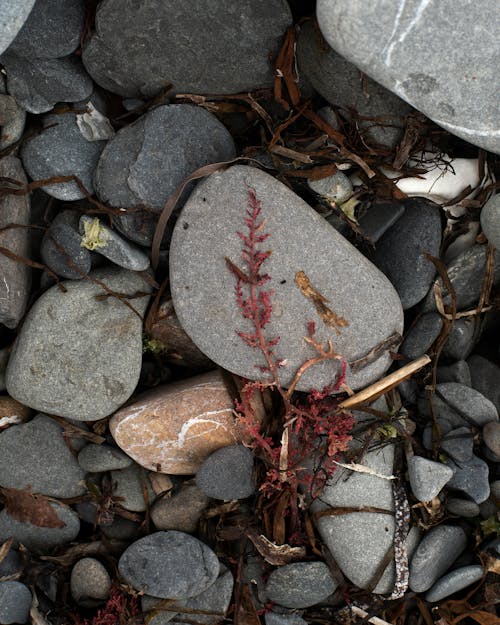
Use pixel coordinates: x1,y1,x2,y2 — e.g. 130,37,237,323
478,498,497,519
436,383,498,427
265,614,308,625
308,171,353,204
358,201,406,244
447,454,490,504
0,0,36,55
468,355,500,413
70,557,111,607
78,443,132,472
408,456,453,502
0,92,26,150
400,313,442,360
425,565,484,602
445,498,480,518
111,464,156,512
265,562,337,609
0,581,32,625
100,516,140,541
441,319,481,362
436,361,471,386
418,393,467,429
441,427,474,463
0,547,22,577
482,421,500,457
480,193,500,250
196,445,255,501
491,480,500,500
151,484,209,533
40,223,91,279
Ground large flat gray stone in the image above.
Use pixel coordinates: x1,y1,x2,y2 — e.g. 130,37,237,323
0,0,36,55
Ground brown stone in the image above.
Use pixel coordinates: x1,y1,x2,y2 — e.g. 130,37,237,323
109,369,243,474
0,395,32,429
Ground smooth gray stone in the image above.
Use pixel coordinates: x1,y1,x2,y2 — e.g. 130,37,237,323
0,92,26,150
265,562,337,609
467,355,500,413
6,0,84,59
483,421,500,457
373,198,441,309
82,0,291,97
408,456,453,502
358,202,406,244
0,547,22,577
0,414,86,498
94,104,236,246
490,480,500,500
400,313,442,360
100,516,140,541
170,165,404,392
480,193,500,249
422,418,454,451
409,525,467,592
445,498,480,518
0,0,36,55
77,443,132,472
441,427,474,462
425,565,484,602
0,581,32,625
482,444,500,463
151,484,209,533
316,0,500,155
0,502,80,553
436,361,471,386
70,557,111,607
0,52,93,114
436,383,498,427
111,464,156,512
440,319,481,362
0,156,30,329
308,171,353,204
5,267,150,420
196,445,255,501
118,531,220,599
479,497,497,519
40,223,91,279
0,348,7,391
79,215,150,271
297,20,413,149
446,454,490,503
418,393,468,429
21,111,106,200
423,245,500,313
265,614,308,625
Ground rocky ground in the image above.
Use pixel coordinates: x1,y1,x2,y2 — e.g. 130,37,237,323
0,1,499,624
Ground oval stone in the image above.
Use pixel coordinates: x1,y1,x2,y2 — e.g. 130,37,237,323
110,369,244,474
170,166,404,392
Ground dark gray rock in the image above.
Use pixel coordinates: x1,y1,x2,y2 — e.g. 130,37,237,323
0,414,86,497
479,497,497,519
409,525,467,592
425,565,484,602
79,215,149,271
407,456,453,502
170,165,404,392
0,156,30,329
445,498,480,518
436,383,498,427
483,421,500,457
40,223,91,280
82,0,291,97
118,531,220,599
468,355,500,413
0,581,31,625
418,393,468,429
0,52,93,114
265,562,337,609
480,193,500,249
358,202,406,244
0,547,22,577
490,480,500,500
440,319,481,362
0,89,26,150
400,313,442,360
6,0,84,59
265,614,308,625
70,558,111,607
111,464,156,512
436,361,471,386
78,444,132,472
0,0,36,55
0,502,80,553
196,445,255,501
422,418,454,451
297,21,413,149
373,198,441,309
441,427,474,463
0,349,7,392
100,516,140,541
447,454,490,504
5,267,151,420
151,484,209,533
316,0,500,155
21,110,106,200
94,104,236,246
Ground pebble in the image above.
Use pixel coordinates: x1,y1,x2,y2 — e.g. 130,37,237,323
0,501,80,553
0,348,8,391
0,52,93,114
111,464,156,512
436,361,471,386
440,319,481,362
110,370,246,475
468,355,500,413
407,456,453,502
151,483,209,533
0,414,86,497
100,517,141,541
308,171,353,204
409,525,467,592
265,562,337,609
196,445,255,501
265,614,308,625
358,201,406,244
77,443,132,472
400,313,443,361
0,581,32,625
479,497,497,519
436,383,498,427
70,558,111,607
418,393,467,429
0,0,36,55
441,427,474,463
490,480,500,500
372,198,441,310
425,565,484,602
6,267,151,420
40,222,91,280
21,110,107,200
79,215,150,271
480,193,500,249
94,104,236,246
445,498,480,518
170,165,403,392
446,454,490,504
0,87,26,149
82,0,291,97
118,531,220,599
0,547,22,577
0,156,31,329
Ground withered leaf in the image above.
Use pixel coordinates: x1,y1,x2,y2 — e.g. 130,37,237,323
0,486,64,528
295,270,348,335
0,537,13,564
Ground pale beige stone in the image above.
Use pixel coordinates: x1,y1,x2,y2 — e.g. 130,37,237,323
109,370,243,474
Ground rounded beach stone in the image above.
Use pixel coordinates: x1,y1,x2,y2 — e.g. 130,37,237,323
118,531,220,599
407,456,453,502
483,421,500,457
437,360,471,386
446,454,490,504
170,165,404,392
70,558,111,607
425,565,484,602
468,355,500,413
196,445,255,501
400,313,443,360
0,0,36,55
151,484,209,533
111,464,156,512
77,443,132,472
5,267,151,421
0,581,32,625
265,562,337,609
110,369,244,474
480,193,500,249
266,614,308,625
436,383,498,427
441,427,474,463
40,223,91,279
308,171,353,204
445,498,480,518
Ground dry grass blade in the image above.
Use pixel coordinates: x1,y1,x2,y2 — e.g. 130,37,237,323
0,486,64,528
349,332,402,373
245,528,306,566
295,270,348,334
40,541,110,566
47,415,105,444
269,144,313,163
0,538,13,565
